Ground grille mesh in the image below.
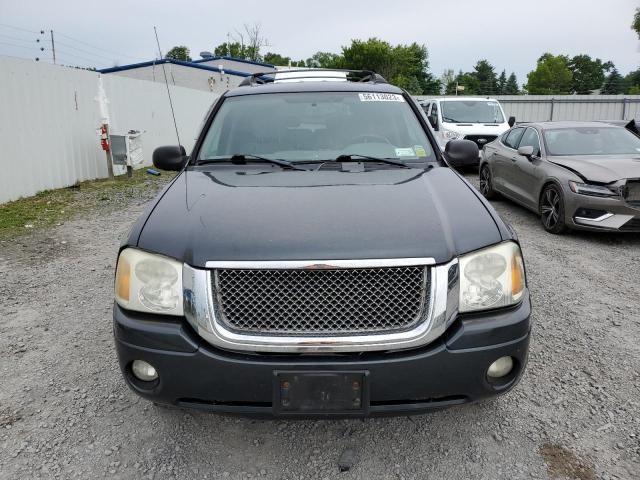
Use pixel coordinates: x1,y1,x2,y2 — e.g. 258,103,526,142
624,181,640,206
212,266,430,335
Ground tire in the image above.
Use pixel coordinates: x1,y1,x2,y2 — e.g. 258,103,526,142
479,165,497,200
539,184,568,234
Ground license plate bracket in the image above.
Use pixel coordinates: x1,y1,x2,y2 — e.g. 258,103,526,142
273,371,369,415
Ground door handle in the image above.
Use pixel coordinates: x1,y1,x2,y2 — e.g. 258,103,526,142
511,157,518,162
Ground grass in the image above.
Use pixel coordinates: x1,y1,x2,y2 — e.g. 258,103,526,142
0,168,176,239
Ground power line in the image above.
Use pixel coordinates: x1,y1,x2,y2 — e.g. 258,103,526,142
53,38,119,62
55,31,145,61
0,40,43,52
0,22,40,34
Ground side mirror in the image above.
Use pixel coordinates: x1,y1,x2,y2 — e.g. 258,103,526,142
152,145,188,171
429,116,439,131
508,116,516,127
444,139,479,168
517,145,534,158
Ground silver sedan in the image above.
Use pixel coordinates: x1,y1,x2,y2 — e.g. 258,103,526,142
479,121,640,234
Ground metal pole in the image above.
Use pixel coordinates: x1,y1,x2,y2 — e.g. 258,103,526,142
622,98,628,120
549,98,555,121
50,30,56,64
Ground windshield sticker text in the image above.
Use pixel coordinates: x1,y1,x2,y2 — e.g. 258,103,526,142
358,93,405,102
395,147,415,157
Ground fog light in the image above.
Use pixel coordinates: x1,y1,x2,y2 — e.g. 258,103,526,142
487,356,514,379
131,360,158,382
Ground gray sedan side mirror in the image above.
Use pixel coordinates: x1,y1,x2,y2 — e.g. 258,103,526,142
517,145,534,158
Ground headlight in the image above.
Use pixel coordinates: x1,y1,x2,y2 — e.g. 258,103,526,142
568,181,617,197
442,129,461,140
459,242,525,313
115,248,183,316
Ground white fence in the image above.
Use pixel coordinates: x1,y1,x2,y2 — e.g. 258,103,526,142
414,95,640,123
0,56,219,204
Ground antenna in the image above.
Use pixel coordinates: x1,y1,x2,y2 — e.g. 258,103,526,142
153,26,181,147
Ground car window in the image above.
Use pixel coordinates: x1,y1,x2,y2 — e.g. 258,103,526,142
519,128,541,156
441,100,505,124
504,128,525,149
198,92,436,162
544,127,640,156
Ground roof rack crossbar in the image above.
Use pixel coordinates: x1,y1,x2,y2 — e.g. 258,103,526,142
238,69,388,87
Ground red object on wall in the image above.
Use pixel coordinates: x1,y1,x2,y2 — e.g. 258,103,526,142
100,125,110,152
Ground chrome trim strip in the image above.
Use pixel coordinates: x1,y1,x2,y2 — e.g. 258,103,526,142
574,213,614,223
183,259,456,353
205,258,436,269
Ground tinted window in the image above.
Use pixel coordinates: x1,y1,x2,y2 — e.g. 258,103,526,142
519,128,541,156
198,92,435,162
544,127,640,156
441,100,505,124
504,128,525,149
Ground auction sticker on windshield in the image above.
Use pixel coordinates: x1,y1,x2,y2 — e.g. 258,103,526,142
358,93,404,102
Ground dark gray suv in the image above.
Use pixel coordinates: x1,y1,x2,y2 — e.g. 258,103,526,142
113,70,531,418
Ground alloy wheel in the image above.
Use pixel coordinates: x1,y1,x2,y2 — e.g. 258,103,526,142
480,167,491,196
541,188,561,229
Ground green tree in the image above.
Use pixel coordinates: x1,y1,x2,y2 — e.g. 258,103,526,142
441,69,456,95
633,7,640,39
601,68,625,94
625,69,640,93
165,46,191,62
339,38,439,95
306,51,342,68
454,70,480,95
214,42,246,58
504,73,520,95
263,52,291,66
525,53,573,94
497,70,507,95
568,54,613,94
472,59,499,95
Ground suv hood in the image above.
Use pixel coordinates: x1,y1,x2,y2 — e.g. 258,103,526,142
137,167,503,267
548,155,640,183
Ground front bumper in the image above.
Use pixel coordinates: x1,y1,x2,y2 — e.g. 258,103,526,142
113,294,531,418
565,192,640,232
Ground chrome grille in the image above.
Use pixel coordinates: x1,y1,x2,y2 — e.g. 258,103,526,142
212,266,430,335
624,180,640,207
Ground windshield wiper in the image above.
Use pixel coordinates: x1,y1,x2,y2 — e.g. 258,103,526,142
199,154,304,171
334,154,411,168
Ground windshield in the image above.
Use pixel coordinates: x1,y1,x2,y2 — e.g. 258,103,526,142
544,127,640,156
197,92,435,163
441,100,505,124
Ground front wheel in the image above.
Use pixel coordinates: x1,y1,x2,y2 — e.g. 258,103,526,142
539,185,567,234
479,165,497,199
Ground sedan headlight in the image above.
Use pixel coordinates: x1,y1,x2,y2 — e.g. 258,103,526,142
568,181,617,197
442,129,461,140
115,248,183,316
459,242,526,313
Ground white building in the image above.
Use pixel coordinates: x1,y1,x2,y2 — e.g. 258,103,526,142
98,57,276,94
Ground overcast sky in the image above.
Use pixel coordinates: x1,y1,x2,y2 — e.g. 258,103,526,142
1,0,639,85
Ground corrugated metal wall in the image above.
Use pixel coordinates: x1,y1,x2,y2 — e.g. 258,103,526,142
0,56,218,204
414,95,640,122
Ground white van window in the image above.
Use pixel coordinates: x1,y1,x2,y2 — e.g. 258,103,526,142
441,101,505,124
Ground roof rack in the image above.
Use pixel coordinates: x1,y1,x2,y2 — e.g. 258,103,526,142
238,69,388,87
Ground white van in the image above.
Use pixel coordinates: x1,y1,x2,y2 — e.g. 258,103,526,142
419,97,515,165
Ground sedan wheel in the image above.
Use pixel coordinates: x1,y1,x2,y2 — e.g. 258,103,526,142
479,166,497,199
540,185,567,234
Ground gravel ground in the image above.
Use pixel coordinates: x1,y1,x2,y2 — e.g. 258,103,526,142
1,170,639,480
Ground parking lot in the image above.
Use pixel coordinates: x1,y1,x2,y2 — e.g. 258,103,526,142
0,171,639,480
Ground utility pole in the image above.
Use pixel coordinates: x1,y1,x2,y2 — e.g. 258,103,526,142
227,32,231,57
50,30,56,64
